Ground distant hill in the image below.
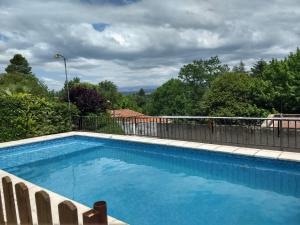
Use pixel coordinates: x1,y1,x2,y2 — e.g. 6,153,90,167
119,85,157,95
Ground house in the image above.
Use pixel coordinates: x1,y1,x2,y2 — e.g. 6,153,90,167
110,109,166,136
262,114,300,129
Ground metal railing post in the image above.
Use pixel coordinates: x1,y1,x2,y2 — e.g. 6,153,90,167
279,119,283,151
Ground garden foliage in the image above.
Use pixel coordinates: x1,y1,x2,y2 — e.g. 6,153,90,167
0,94,78,142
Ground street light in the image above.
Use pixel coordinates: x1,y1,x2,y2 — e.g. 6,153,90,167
54,53,71,113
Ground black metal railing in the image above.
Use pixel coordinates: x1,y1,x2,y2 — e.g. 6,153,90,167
73,116,300,152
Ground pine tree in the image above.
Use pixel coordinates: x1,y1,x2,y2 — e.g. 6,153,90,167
5,54,32,74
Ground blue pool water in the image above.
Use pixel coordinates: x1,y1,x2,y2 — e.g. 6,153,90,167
1,136,300,225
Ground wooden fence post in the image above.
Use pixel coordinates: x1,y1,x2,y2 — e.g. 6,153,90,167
15,182,33,225
0,189,5,225
58,200,78,225
2,176,17,225
93,201,108,225
35,191,53,225
83,209,99,225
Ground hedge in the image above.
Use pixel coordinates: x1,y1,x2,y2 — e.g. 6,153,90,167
0,94,78,142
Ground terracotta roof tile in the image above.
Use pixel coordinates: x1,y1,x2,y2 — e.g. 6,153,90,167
110,109,169,123
110,109,144,118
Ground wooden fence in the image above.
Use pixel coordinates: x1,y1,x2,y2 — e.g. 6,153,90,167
0,176,108,225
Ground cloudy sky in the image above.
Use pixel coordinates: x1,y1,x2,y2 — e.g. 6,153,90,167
0,0,299,90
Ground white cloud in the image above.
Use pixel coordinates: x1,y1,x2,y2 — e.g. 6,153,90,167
0,0,299,90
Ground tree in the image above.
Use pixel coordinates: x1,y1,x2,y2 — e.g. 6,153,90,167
5,54,32,74
251,60,267,77
232,61,246,73
259,49,300,113
147,79,193,115
98,80,122,108
177,56,229,115
119,95,141,112
138,88,145,96
69,85,106,115
201,72,273,117
178,56,229,88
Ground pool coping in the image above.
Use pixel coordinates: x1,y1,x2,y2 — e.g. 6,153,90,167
2,131,298,162
0,131,300,225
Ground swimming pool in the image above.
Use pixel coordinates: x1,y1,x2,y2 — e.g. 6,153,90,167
1,135,300,225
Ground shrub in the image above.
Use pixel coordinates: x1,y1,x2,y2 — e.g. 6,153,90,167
0,94,78,142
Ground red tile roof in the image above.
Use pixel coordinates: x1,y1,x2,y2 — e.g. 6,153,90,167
110,109,169,123
110,109,144,118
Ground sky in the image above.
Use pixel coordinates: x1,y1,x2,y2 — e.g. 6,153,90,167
0,0,299,90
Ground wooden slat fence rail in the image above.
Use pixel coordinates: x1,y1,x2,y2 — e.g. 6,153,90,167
0,176,108,225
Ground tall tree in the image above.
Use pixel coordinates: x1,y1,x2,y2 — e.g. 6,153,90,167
201,72,273,117
178,56,229,115
251,60,267,77
178,56,229,88
147,79,192,116
232,61,246,73
5,54,32,74
98,80,122,108
260,49,300,113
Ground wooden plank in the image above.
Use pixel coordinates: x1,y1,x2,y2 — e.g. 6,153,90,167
2,176,17,225
83,209,99,225
0,188,5,225
58,200,78,225
93,201,108,225
15,182,33,225
35,191,53,225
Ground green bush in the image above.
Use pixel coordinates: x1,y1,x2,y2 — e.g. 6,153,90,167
0,94,78,142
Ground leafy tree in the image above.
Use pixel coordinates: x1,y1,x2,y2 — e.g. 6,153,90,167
260,49,300,113
201,72,273,117
98,80,122,108
124,88,149,112
67,77,81,89
57,77,81,99
251,60,267,77
178,56,229,115
0,73,49,97
5,54,32,74
119,95,141,112
232,61,246,73
69,85,106,115
147,79,192,115
178,56,229,88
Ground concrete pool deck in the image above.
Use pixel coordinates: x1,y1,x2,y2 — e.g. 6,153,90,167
1,131,300,225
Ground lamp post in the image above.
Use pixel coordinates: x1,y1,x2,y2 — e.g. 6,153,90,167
54,53,71,113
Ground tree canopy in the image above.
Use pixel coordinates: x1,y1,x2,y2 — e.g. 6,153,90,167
178,56,229,88
147,79,193,115
98,80,122,109
68,85,106,115
201,72,273,117
5,54,32,74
